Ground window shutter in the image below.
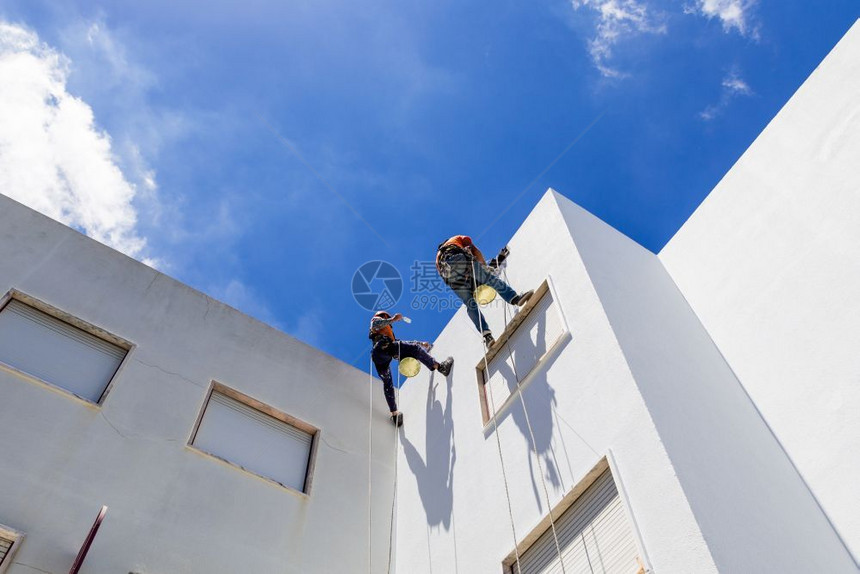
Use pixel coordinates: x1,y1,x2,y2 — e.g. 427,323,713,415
0,535,11,565
193,391,314,492
514,470,640,574
0,531,18,568
0,300,126,402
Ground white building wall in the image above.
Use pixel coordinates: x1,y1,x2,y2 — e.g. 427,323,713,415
555,193,856,573
0,194,396,573
394,191,717,574
660,19,860,564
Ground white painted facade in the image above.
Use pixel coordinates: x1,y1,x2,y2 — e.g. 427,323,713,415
660,18,860,564
0,195,397,573
394,19,860,574
393,189,855,574
0,18,857,574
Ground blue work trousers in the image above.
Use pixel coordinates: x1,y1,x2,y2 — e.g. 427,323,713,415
372,340,436,412
443,253,518,333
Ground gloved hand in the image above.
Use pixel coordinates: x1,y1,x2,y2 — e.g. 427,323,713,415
489,246,509,270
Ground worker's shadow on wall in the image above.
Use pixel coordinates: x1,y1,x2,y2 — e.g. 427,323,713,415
400,371,456,530
493,306,567,512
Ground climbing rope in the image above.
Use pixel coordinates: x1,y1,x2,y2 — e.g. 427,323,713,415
386,342,403,574
368,355,375,574
501,268,566,574
581,531,597,574
472,268,523,574
426,523,435,574
367,344,403,574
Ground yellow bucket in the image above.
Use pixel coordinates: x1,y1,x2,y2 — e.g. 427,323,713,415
475,284,497,306
398,357,421,378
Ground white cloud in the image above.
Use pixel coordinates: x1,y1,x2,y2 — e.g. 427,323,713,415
571,0,667,78
722,73,752,95
687,0,758,37
60,17,183,149
700,70,753,120
83,21,156,91
0,21,156,263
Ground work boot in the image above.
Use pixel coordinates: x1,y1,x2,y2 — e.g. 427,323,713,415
390,411,404,427
482,331,495,349
437,357,454,376
511,290,534,307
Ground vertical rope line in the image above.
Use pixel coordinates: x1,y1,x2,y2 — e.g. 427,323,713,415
588,523,607,572
387,342,402,574
581,531,596,574
369,354,375,574
502,270,566,574
426,523,434,574
471,264,522,574
452,511,460,574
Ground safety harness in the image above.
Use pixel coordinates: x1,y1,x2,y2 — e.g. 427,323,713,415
436,237,476,289
368,312,396,348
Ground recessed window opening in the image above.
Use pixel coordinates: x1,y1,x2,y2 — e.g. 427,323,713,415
476,279,569,424
0,295,129,404
190,384,318,494
506,464,643,574
0,523,23,574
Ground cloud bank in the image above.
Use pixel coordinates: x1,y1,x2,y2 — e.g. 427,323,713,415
700,70,753,120
570,0,667,78
0,21,154,262
570,0,761,77
687,0,759,37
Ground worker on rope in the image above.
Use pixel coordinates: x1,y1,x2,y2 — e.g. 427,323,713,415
369,310,454,426
436,235,534,348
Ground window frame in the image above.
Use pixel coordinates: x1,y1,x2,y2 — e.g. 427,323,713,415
501,455,652,574
475,277,571,427
188,381,320,496
0,523,24,574
0,289,134,407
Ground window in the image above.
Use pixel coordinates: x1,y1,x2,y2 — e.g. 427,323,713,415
477,280,569,423
0,524,23,574
190,384,318,494
0,296,129,404
506,462,644,574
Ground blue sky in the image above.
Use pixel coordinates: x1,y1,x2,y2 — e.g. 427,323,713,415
0,1,857,369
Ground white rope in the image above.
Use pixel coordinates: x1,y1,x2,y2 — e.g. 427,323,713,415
387,342,403,574
471,266,523,574
501,276,566,574
426,523,435,574
368,354,375,574
581,531,596,574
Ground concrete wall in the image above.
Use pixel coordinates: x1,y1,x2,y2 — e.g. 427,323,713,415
556,193,856,573
0,194,395,573
393,191,716,574
661,19,860,564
